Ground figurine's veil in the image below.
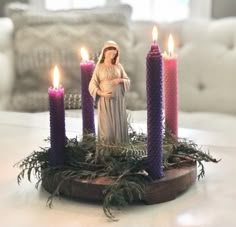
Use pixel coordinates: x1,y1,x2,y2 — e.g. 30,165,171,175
98,40,120,64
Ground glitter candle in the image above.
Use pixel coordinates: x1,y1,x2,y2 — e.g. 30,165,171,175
146,26,164,179
163,34,178,138
80,48,95,135
48,66,66,166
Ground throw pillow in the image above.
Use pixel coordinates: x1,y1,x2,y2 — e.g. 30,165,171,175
6,2,134,112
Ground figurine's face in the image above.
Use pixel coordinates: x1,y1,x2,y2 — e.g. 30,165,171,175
104,49,117,61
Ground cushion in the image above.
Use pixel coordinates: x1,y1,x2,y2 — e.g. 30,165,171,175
6,2,135,112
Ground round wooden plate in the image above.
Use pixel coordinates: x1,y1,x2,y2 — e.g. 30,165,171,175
42,164,197,204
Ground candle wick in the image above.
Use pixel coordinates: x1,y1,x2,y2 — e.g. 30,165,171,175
54,85,60,90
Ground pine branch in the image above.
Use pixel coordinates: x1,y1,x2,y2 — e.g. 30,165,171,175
15,131,220,221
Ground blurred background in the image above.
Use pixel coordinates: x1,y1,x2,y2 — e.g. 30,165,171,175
1,0,236,20
1,0,236,114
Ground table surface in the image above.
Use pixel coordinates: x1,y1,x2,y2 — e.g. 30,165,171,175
0,111,235,227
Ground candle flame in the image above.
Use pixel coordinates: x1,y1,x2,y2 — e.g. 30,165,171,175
168,34,174,56
53,65,60,89
152,26,158,43
81,47,89,61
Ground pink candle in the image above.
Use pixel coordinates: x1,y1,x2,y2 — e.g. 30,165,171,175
163,34,178,138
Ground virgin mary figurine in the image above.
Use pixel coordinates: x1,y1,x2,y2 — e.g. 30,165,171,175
89,41,130,151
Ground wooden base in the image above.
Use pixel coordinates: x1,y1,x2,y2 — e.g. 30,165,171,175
42,164,197,204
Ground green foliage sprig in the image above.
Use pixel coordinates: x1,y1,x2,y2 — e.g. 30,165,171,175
15,128,219,220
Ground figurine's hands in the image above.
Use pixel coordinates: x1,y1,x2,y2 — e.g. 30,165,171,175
111,78,122,86
102,92,112,98
97,90,112,98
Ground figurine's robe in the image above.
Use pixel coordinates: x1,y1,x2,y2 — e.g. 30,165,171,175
89,63,130,145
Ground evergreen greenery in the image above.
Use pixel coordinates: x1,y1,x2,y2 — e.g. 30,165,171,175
15,126,219,221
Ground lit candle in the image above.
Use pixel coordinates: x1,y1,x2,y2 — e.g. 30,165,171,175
146,26,164,179
80,48,95,135
48,65,66,166
163,34,178,138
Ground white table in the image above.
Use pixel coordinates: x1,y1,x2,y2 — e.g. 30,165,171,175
0,111,235,227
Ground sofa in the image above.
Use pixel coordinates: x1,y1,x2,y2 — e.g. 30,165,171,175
1,2,236,132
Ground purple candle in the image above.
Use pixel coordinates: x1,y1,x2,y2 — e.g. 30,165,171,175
80,48,95,135
48,66,66,166
146,26,164,179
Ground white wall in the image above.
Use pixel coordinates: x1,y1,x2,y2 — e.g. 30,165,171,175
190,0,236,19
189,0,212,19
212,0,236,18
